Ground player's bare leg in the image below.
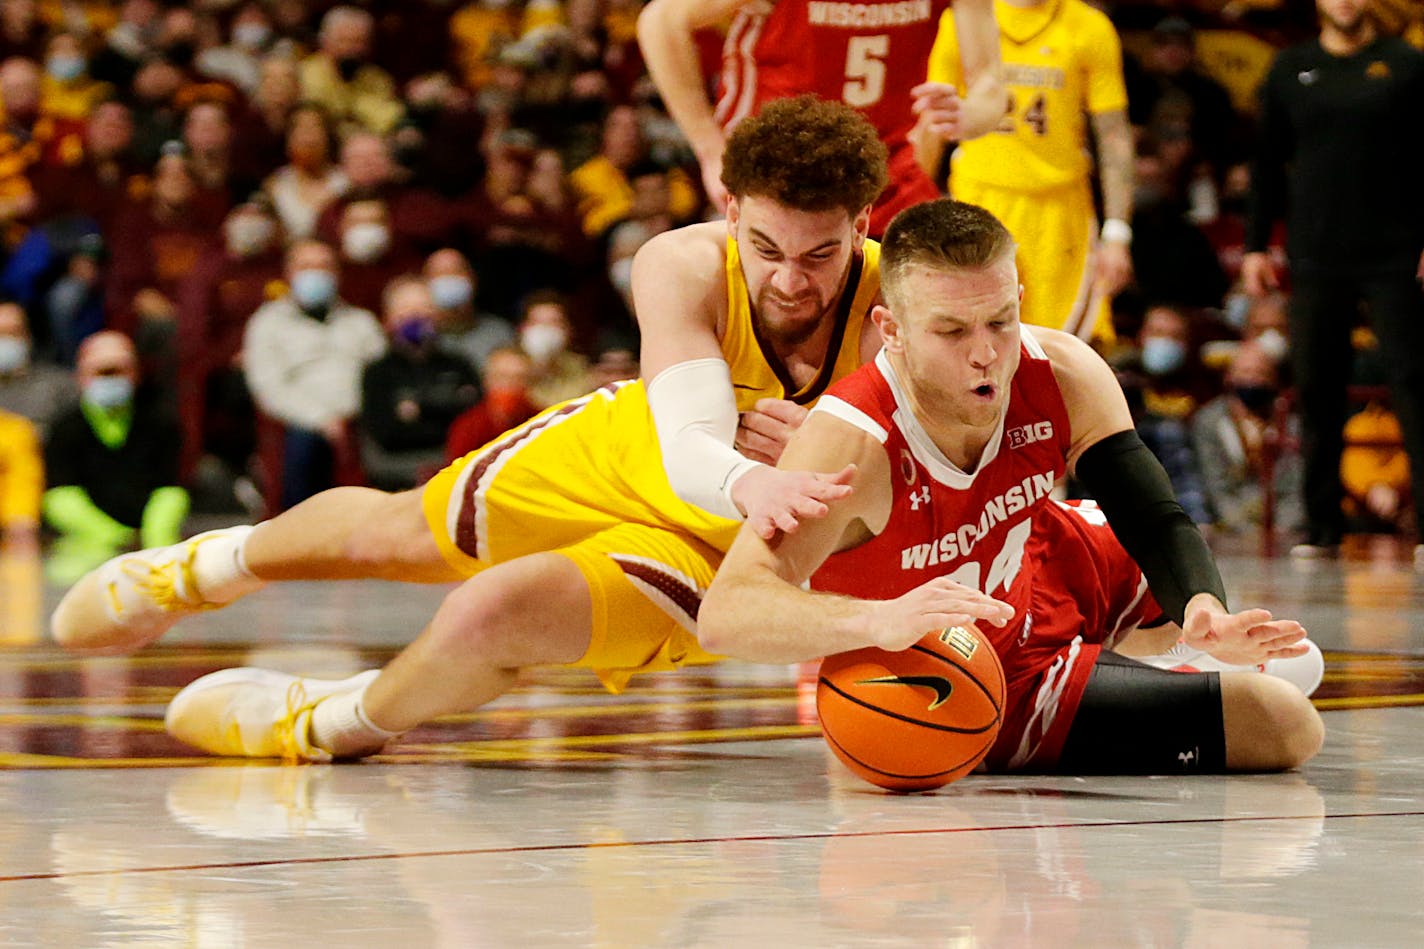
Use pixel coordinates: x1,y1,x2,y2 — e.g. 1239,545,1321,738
1220,672,1324,770
164,552,595,760
51,486,458,653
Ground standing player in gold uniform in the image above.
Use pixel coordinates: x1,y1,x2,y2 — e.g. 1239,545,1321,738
922,0,1134,343
51,97,890,761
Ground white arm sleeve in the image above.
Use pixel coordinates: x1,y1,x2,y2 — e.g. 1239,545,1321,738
646,357,763,520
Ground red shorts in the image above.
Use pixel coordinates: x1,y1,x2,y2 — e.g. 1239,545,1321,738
982,500,1163,772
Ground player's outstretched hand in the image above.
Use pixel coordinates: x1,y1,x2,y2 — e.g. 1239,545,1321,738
731,464,856,539
868,576,1015,652
736,398,810,465
910,81,964,142
1182,597,1311,666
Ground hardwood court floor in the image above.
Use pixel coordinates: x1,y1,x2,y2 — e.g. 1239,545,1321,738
2,534,1423,947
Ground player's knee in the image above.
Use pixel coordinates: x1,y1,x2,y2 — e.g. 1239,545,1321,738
1228,675,1324,771
428,556,592,668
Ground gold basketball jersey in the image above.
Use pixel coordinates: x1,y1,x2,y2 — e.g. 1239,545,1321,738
928,0,1128,192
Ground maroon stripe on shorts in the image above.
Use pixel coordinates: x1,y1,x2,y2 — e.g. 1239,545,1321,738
616,558,703,624
454,399,590,559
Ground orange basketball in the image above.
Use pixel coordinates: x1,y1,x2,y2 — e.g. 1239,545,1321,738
816,625,1006,792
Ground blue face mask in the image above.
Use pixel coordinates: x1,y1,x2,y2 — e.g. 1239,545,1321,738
1141,336,1187,376
290,269,337,310
46,55,86,82
429,275,473,310
84,375,134,409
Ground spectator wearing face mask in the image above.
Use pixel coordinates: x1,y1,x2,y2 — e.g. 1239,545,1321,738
243,240,385,510
1118,303,1212,526
39,30,113,126
175,198,285,483
42,330,188,550
359,275,481,490
424,247,514,374
516,290,591,409
299,6,404,136
315,131,454,261
195,2,277,96
334,198,423,313
444,345,538,461
1192,340,1303,536
0,301,76,435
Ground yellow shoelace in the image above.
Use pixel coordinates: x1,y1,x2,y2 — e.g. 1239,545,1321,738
273,680,321,764
118,540,216,613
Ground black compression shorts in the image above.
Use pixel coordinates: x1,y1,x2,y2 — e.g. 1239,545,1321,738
1056,651,1226,774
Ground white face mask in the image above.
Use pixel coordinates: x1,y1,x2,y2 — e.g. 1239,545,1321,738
0,336,29,373
1255,328,1289,363
342,223,390,263
521,323,567,362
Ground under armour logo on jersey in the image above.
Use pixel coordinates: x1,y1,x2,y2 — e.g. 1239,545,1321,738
1178,747,1200,768
908,485,931,510
1007,421,1054,449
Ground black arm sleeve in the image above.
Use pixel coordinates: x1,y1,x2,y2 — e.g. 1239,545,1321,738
1074,430,1227,625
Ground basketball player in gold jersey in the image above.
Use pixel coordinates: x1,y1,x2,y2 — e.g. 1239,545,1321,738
52,97,891,761
921,0,1134,343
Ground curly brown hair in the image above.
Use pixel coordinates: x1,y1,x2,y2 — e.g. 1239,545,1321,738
720,95,888,217
881,199,1017,310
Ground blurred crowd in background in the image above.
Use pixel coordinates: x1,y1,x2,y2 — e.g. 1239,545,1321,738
0,0,1420,590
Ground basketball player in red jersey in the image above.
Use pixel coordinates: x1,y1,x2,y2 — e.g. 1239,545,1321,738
638,0,1005,236
702,200,1325,774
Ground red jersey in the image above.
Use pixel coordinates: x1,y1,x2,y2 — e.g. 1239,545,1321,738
811,341,1160,769
715,0,948,233
812,339,1071,628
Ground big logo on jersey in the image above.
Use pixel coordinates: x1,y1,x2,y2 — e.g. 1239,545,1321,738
1006,421,1054,449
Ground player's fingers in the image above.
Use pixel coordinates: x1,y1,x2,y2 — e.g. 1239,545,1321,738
791,497,830,520
753,398,808,426
911,81,956,97
1233,609,1274,630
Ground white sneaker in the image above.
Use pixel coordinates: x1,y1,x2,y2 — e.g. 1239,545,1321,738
1142,639,1325,697
1289,543,1340,561
165,668,380,762
50,527,254,652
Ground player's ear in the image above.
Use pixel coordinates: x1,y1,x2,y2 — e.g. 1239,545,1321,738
872,303,902,352
725,196,740,236
852,205,871,248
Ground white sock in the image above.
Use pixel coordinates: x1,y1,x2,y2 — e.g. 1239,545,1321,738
190,525,265,603
311,685,402,757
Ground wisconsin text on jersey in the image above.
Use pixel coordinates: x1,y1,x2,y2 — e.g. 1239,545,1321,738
900,470,1056,569
806,0,933,28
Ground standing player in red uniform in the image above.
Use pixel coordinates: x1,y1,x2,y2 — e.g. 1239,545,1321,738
701,200,1324,774
638,0,1005,236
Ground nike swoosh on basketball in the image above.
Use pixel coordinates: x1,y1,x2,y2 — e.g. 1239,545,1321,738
858,675,954,710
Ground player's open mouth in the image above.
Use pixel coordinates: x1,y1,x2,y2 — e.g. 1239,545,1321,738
972,383,996,399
